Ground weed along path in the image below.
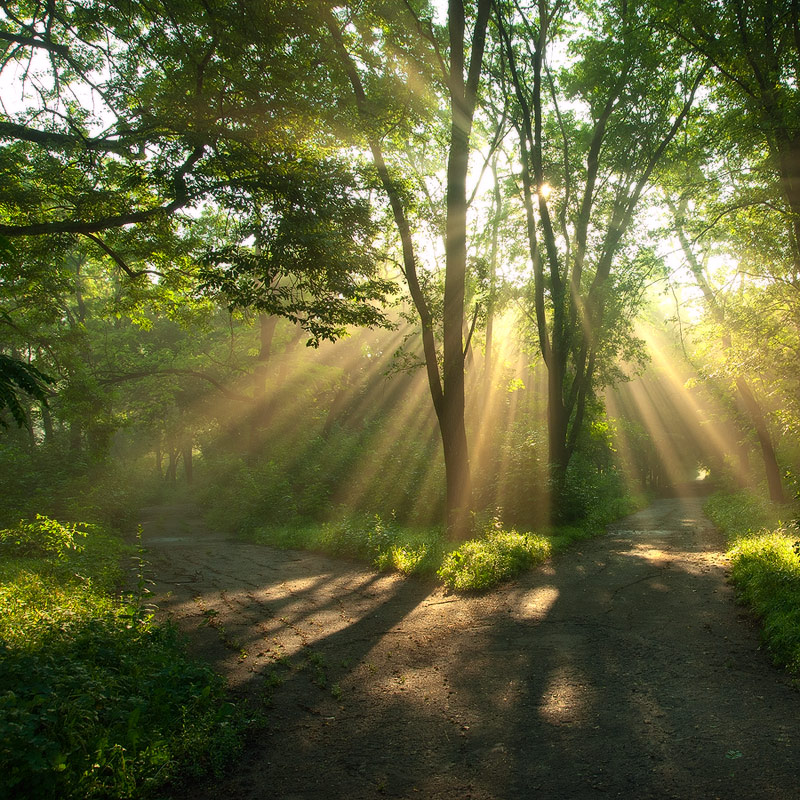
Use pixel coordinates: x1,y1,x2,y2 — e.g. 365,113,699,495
138,499,800,799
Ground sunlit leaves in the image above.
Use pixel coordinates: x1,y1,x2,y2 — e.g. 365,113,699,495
199,155,395,345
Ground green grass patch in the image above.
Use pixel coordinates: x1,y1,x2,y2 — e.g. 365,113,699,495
437,529,552,591
704,491,781,540
247,513,448,579
0,517,247,799
705,491,800,675
245,509,620,593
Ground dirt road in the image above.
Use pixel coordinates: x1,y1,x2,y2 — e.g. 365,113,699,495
139,498,800,799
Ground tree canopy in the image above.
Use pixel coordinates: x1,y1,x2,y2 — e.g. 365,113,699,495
2,0,799,530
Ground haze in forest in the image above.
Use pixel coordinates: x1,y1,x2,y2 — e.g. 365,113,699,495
3,0,798,535
3,1,800,797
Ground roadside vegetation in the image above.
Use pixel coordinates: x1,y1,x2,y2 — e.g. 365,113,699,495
241,485,639,593
0,516,247,800
705,491,800,675
193,409,642,592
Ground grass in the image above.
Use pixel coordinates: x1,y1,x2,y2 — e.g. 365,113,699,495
245,514,448,578
437,529,552,591
705,490,800,675
0,517,247,799
244,502,629,593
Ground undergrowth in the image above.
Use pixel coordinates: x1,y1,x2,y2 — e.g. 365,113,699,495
0,516,247,799
245,500,629,593
245,514,446,579
705,490,800,675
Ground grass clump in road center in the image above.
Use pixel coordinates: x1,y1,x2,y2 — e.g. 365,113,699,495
705,491,800,675
437,529,552,592
248,513,446,578
0,516,246,800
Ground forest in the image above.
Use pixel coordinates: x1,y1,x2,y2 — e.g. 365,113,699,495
2,0,800,797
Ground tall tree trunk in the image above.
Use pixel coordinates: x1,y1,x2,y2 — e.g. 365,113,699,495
442,108,472,536
326,0,490,537
166,448,177,484
41,403,54,444
735,377,784,503
69,420,81,455
251,313,279,437
255,313,277,399
440,0,491,537
483,158,501,394
182,438,193,484
547,357,569,491
776,134,800,270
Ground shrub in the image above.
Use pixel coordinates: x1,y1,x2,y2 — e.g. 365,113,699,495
704,491,778,540
437,529,551,592
0,515,89,559
317,513,401,560
248,515,446,578
706,491,800,674
0,520,247,799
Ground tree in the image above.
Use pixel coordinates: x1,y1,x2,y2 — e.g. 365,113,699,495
0,0,392,342
664,188,786,502
650,0,800,500
0,353,52,429
657,0,800,269
495,0,706,514
324,0,491,537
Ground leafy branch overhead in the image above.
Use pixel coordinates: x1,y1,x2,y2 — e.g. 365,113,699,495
0,354,53,429
0,0,394,341
197,156,396,346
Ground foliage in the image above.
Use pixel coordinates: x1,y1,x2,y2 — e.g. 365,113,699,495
481,410,639,528
199,157,395,346
0,521,247,799
493,0,705,503
197,392,446,535
0,515,88,558
437,529,551,592
728,527,800,674
0,353,53,428
705,491,800,674
0,441,163,530
704,491,780,541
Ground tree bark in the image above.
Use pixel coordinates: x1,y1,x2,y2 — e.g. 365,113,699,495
182,438,194,484
69,420,81,455
166,449,178,484
735,377,784,503
483,159,501,394
443,109,473,536
252,313,279,432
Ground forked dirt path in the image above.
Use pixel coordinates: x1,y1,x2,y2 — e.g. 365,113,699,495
138,498,800,799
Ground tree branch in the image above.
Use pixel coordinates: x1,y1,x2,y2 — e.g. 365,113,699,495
463,300,480,358
99,368,251,402
0,30,69,56
80,232,165,279
0,120,133,154
0,199,185,237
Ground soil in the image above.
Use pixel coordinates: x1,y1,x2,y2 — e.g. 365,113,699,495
137,498,800,799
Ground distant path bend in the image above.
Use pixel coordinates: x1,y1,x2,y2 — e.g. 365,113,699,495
139,498,800,799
